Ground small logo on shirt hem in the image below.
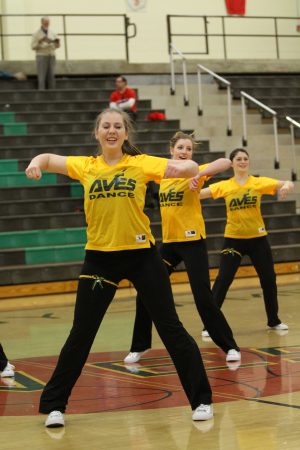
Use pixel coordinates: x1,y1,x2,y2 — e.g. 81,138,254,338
185,230,197,238
136,234,146,243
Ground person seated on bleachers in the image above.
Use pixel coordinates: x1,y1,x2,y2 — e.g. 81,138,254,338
109,75,137,121
0,70,27,80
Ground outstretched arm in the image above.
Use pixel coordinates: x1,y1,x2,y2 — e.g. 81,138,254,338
164,159,199,178
25,154,68,179
189,158,231,191
199,187,213,200
276,180,294,200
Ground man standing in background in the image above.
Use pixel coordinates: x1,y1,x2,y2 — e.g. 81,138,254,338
109,75,137,121
31,17,60,90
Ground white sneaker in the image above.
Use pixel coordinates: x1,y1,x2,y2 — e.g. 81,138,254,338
268,323,289,331
0,362,15,378
192,404,214,421
226,361,241,371
226,349,241,362
45,411,65,428
124,349,149,364
201,330,210,338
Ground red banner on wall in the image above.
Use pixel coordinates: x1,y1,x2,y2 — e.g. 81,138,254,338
225,0,246,15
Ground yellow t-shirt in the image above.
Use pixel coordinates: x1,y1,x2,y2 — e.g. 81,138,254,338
67,154,168,251
159,164,210,243
209,175,279,239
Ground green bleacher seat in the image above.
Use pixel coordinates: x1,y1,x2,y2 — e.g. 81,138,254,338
0,159,18,173
25,244,85,264
0,172,56,187
0,228,86,249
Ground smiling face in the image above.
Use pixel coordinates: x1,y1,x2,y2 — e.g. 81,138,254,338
95,111,128,152
231,150,250,174
170,138,193,161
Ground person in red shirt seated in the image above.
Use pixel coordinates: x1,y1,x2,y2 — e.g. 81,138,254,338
109,75,137,121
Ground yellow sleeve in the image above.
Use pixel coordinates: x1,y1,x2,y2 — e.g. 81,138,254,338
255,177,279,195
199,163,211,181
66,156,89,181
209,180,227,199
141,155,168,183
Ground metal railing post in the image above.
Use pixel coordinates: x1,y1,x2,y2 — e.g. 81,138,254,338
226,85,232,136
241,95,248,146
273,115,280,169
197,66,203,116
62,15,68,60
169,44,175,95
196,63,232,135
182,58,189,106
169,43,189,105
241,91,279,168
286,116,299,181
289,124,297,181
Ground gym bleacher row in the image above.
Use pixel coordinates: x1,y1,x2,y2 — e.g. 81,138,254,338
0,75,300,286
217,74,300,135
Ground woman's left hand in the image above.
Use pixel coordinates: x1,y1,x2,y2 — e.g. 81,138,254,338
189,173,200,191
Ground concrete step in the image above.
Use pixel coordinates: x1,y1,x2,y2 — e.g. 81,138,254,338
1,242,300,285
0,128,195,147
218,75,300,88
0,77,116,90
0,211,300,235
1,227,299,266
0,145,217,160
23,119,181,134
13,108,165,123
0,192,293,217
0,99,151,112
0,88,129,102
232,87,300,100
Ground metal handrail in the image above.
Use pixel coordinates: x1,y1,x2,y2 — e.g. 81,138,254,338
286,116,299,181
167,14,300,59
169,43,189,106
197,64,232,136
240,91,280,169
0,13,137,62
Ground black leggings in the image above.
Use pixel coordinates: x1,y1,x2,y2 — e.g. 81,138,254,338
212,236,280,327
130,240,239,354
0,344,8,371
39,246,212,414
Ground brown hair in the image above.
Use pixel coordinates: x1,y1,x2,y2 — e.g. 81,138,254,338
229,148,249,161
169,131,197,152
94,108,141,156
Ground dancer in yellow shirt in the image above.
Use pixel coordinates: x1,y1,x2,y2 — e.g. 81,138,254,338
195,148,294,334
26,109,213,426
124,132,240,367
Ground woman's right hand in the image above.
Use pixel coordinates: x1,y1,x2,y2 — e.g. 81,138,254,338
25,165,42,180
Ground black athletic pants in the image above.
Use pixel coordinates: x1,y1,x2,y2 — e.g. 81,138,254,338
212,236,281,327
0,344,8,371
130,240,239,354
39,246,212,414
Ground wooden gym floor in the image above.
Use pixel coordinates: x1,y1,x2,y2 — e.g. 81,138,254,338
1,273,300,450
